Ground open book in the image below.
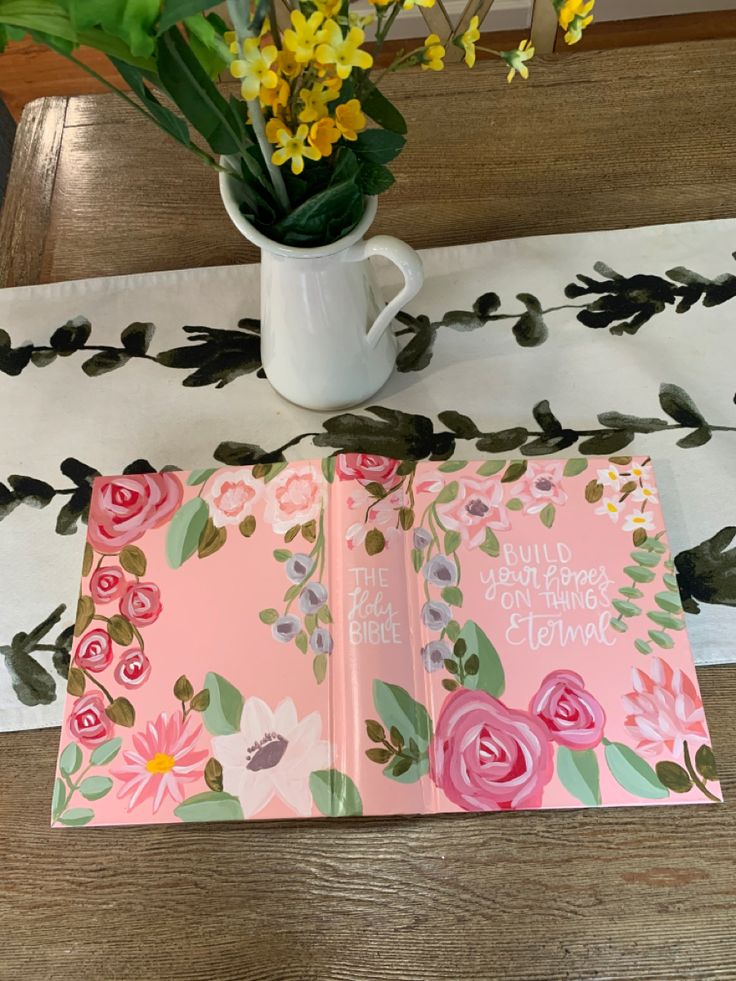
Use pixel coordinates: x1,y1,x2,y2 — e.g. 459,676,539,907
52,455,721,827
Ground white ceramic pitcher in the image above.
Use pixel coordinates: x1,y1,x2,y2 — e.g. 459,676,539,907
219,169,424,411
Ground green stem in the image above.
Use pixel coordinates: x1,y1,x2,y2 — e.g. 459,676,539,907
683,740,720,802
81,667,114,704
370,3,403,65
55,761,94,820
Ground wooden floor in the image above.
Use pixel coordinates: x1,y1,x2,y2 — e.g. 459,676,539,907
2,10,736,121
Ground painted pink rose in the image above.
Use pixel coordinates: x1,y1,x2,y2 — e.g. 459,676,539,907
74,628,113,673
530,670,606,749
203,469,261,527
430,688,554,811
510,461,567,515
119,582,162,628
68,693,114,748
114,649,151,688
264,463,323,534
437,477,511,549
89,565,127,604
623,657,707,757
87,473,183,552
335,454,400,486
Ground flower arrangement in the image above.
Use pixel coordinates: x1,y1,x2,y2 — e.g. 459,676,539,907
0,0,595,247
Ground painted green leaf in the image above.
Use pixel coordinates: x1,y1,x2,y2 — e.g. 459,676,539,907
506,497,523,511
79,776,114,801
476,460,505,476
563,458,588,477
619,586,643,599
186,468,217,485
166,497,208,568
458,620,504,697
411,548,423,573
382,755,429,784
539,503,556,528
624,565,656,584
174,791,244,822
295,631,308,655
59,742,82,777
663,573,679,592
609,617,627,633
479,527,500,557
373,680,432,754
655,760,692,793
309,769,363,817
612,599,641,617
203,672,244,735
119,545,146,576
557,746,601,806
648,629,675,649
51,777,66,819
444,530,461,553
695,744,718,781
436,481,459,504
604,740,669,799
631,549,660,568
441,586,463,607
438,461,467,473
89,737,122,767
634,638,652,654
655,591,683,613
321,456,336,482
647,611,684,630
259,608,278,624
58,807,95,826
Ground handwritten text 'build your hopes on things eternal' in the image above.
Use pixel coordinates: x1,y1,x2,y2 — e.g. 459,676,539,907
481,543,615,650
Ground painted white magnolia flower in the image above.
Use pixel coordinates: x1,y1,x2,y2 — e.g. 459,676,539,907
596,466,621,490
632,484,659,505
212,697,330,818
622,511,655,533
595,497,622,522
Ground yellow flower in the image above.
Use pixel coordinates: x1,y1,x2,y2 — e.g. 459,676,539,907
459,15,480,68
403,0,435,8
334,99,367,140
422,34,445,71
314,0,342,16
315,20,373,80
556,0,594,43
500,38,534,82
284,10,325,64
309,117,341,156
265,117,289,143
271,123,322,174
260,76,290,113
276,47,300,78
350,11,375,30
298,80,341,123
230,38,279,101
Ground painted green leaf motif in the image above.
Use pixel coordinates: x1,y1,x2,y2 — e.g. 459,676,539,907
373,681,432,755
436,481,459,504
309,769,363,817
174,791,244,822
203,672,244,735
411,548,423,573
438,461,467,473
631,550,660,568
563,458,588,477
557,746,601,806
609,617,627,633
604,740,669,799
648,610,684,630
479,527,500,557
540,503,556,528
441,586,463,607
59,742,82,777
79,776,114,801
51,777,66,819
58,807,95,827
458,620,505,697
648,629,675,649
624,565,656,584
444,531,461,553
506,498,523,511
321,456,336,482
186,468,217,485
612,599,641,617
382,756,429,784
166,497,208,568
89,737,123,767
634,638,652,654
655,591,683,613
476,460,505,477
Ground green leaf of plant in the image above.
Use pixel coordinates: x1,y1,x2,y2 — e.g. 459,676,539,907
89,737,123,767
202,672,244,735
174,790,244,822
159,0,218,33
604,740,669,799
59,742,82,777
360,85,407,134
309,768,363,817
58,807,95,827
79,776,113,801
357,161,395,195
557,746,601,806
272,180,363,247
372,680,432,754
458,620,504,697
353,129,405,164
166,497,209,568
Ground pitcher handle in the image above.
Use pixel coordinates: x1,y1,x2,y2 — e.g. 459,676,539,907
343,236,424,350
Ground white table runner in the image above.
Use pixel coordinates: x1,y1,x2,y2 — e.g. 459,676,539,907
2,217,735,732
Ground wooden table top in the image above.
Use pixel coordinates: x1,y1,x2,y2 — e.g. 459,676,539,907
2,37,736,981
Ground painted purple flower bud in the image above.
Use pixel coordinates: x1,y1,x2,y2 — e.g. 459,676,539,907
413,527,432,550
422,554,458,587
299,582,328,614
272,615,301,643
286,553,314,583
421,600,452,631
421,640,451,673
310,628,333,655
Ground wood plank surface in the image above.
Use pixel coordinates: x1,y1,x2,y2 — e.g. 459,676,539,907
0,663,733,981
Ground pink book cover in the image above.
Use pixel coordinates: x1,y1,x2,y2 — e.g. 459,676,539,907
52,455,722,827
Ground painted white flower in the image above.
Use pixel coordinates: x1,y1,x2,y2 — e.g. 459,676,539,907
212,697,330,818
623,511,655,532
595,497,622,522
632,484,658,505
344,487,403,550
203,468,261,527
629,462,651,480
264,463,323,534
597,466,621,490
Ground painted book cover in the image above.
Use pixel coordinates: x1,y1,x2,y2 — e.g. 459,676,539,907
52,455,721,827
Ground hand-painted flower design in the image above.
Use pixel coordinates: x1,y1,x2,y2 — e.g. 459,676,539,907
421,640,451,672
595,497,622,523
74,628,113,673
203,468,261,527
510,462,567,514
423,554,458,587
89,565,127,604
437,478,510,549
87,473,183,552
335,454,400,485
299,582,328,614
212,697,330,818
421,601,452,631
622,657,707,757
272,615,301,643
112,712,207,813
114,648,151,688
119,582,162,628
286,553,315,582
265,463,323,534
597,466,621,490
631,484,658,505
310,628,333,654
413,527,433,550
430,688,553,811
68,692,114,748
530,670,606,749
622,511,655,533
345,486,403,551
